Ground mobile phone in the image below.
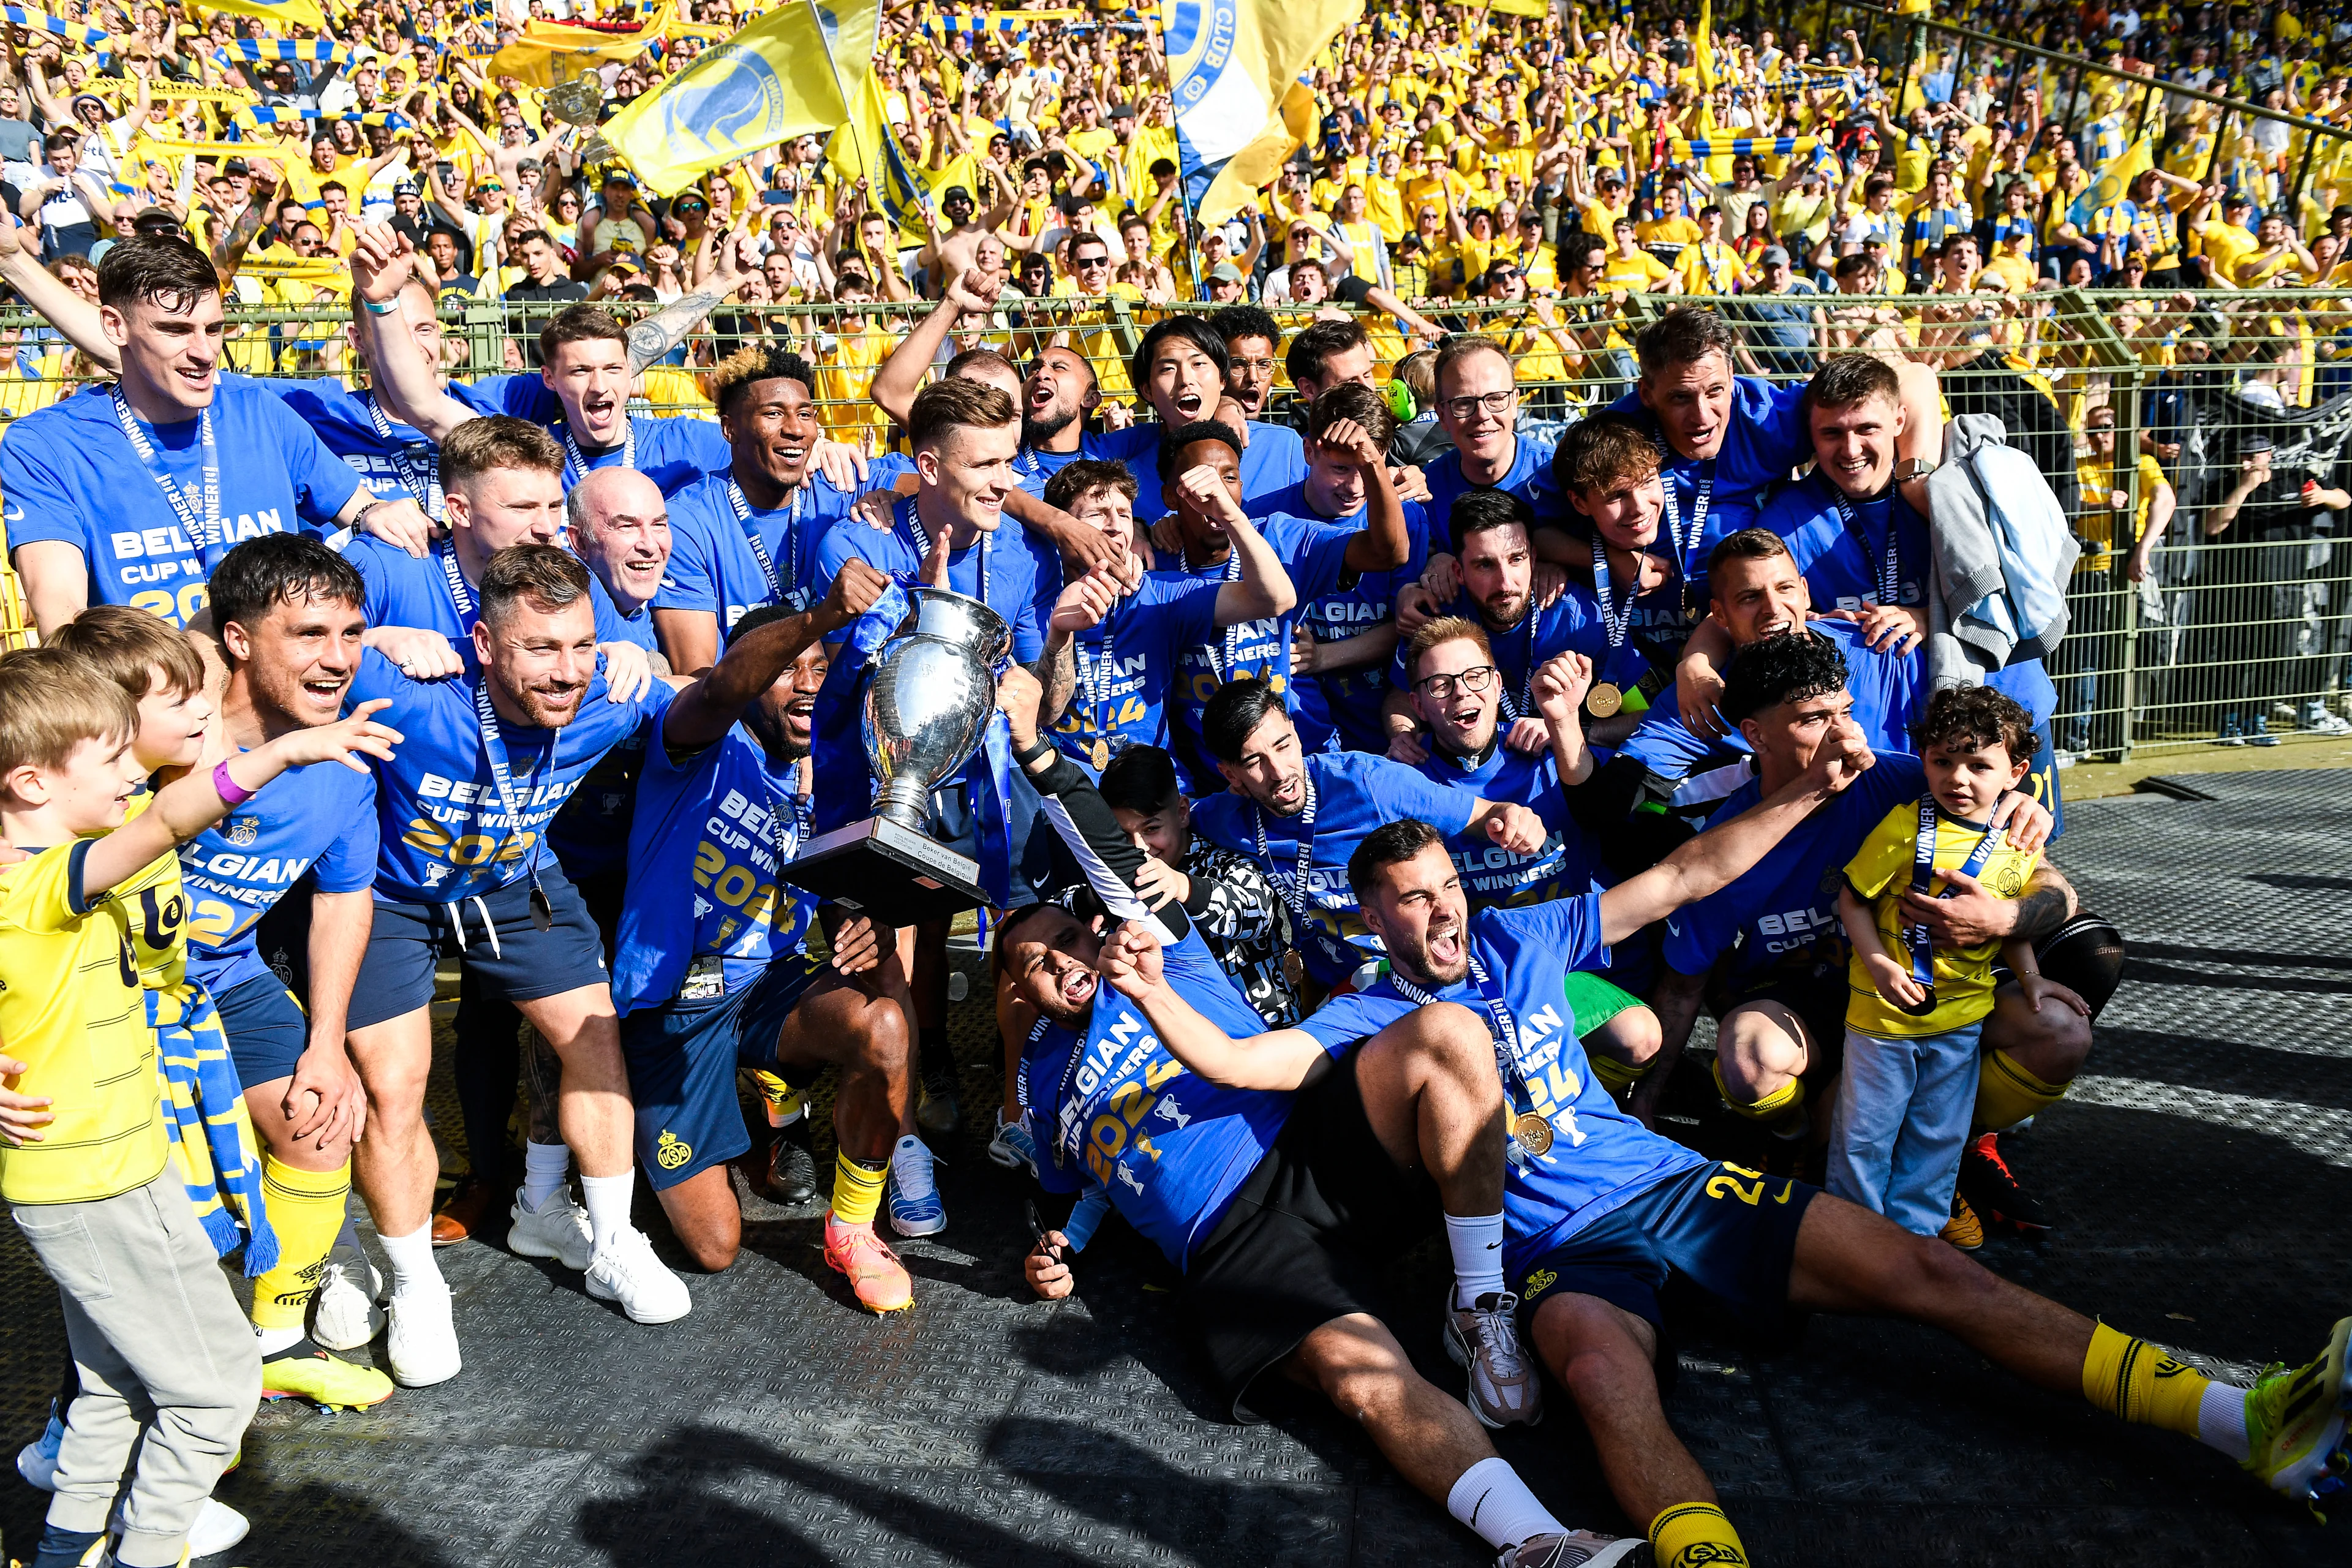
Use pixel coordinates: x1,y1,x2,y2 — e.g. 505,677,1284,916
1025,1199,1061,1262
760,189,790,206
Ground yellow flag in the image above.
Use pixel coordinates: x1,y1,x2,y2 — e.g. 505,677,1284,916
1197,78,1319,227
826,49,928,244
1165,0,1363,224
488,4,674,89
604,0,880,197
1694,0,1715,89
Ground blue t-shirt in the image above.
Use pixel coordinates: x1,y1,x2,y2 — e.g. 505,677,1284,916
1423,424,1562,543
1659,752,1928,991
1090,420,1308,525
1052,573,1222,767
254,377,442,511
1165,513,1358,792
1408,744,1589,908
1022,925,1302,1268
1389,586,1609,720
0,377,363,627
1251,485,1432,755
1011,443,1087,499
658,467,858,627
611,722,815,1016
1189,749,1480,984
178,756,378,996
337,535,631,657
345,648,677,904
458,374,729,496
1297,894,1708,1272
1605,376,1809,600
1766,470,1930,616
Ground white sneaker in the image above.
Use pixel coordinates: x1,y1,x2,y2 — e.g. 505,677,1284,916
309,1248,385,1352
585,1226,692,1325
508,1186,594,1272
384,1284,462,1387
108,1495,247,1556
886,1135,948,1238
16,1401,61,1490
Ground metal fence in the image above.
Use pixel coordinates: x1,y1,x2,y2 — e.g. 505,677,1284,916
2,285,2348,760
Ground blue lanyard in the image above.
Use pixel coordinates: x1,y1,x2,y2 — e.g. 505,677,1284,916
559,418,635,487
1387,951,1523,1094
363,389,443,519
1900,796,2004,999
1251,769,1319,956
727,475,805,611
1832,492,1901,605
435,539,478,634
470,674,554,911
895,497,988,609
1592,541,1634,649
110,385,217,565
1655,451,1714,612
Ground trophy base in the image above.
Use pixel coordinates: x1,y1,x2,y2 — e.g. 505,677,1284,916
782,816,989,928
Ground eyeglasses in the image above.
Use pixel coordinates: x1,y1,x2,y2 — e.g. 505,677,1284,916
1413,664,1501,699
1074,254,1110,269
1230,356,1275,377
1439,389,1515,421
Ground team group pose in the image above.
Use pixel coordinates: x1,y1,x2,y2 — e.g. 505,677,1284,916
0,178,2343,1568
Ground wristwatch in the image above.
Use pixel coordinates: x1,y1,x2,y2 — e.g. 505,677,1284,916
1894,458,1938,484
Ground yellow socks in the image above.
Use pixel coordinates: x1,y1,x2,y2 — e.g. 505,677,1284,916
830,1150,888,1227
252,1156,351,1332
1649,1501,1747,1567
2081,1321,2211,1436
1973,1049,2070,1136
750,1068,805,1128
1590,1052,1652,1096
1713,1060,1804,1124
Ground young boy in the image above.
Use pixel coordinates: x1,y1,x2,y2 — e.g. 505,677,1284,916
1550,413,1697,741
49,606,394,1412
0,643,396,1568
1836,686,2071,1242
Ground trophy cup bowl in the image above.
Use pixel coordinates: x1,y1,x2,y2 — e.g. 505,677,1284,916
781,587,1011,927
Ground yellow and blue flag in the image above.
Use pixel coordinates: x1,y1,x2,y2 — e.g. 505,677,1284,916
200,0,331,37
2066,135,2152,236
826,51,928,244
603,0,880,197
1164,0,1363,224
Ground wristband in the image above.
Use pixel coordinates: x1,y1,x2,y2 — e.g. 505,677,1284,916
361,295,401,315
211,758,256,807
1012,736,1057,769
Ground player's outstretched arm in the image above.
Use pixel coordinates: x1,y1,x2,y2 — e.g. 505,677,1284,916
1098,922,1331,1092
1597,719,1873,946
661,559,887,752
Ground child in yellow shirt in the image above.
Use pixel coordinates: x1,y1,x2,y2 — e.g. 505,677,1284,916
1836,687,2078,1240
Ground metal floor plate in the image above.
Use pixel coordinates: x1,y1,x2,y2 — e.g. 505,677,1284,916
2,774,2348,1566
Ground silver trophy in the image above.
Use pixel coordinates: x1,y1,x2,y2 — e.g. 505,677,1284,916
543,67,607,129
783,586,1008,927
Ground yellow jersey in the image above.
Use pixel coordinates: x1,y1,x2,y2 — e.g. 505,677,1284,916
2072,452,2167,573
0,840,172,1204
1844,802,2040,1038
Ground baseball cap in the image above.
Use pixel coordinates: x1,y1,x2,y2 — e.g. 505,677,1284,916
391,177,419,196
223,157,251,176
1759,245,1791,266
1208,261,1244,283
1110,102,1136,120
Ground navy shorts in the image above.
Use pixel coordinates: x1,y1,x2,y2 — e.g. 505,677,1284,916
212,973,309,1090
619,951,827,1191
1515,1161,1819,1340
346,867,609,1032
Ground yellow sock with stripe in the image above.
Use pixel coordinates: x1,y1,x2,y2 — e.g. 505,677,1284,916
830,1151,888,1227
251,1156,351,1343
2080,1321,2211,1436
1649,1501,1748,1567
1713,1060,1804,1123
1590,1051,1651,1095
750,1068,805,1128
1973,1049,2070,1136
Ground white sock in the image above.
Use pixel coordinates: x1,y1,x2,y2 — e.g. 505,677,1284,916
377,1223,443,1296
1445,1212,1507,1308
579,1170,635,1253
254,1322,306,1356
2198,1379,2252,1463
1445,1456,1567,1551
522,1140,571,1211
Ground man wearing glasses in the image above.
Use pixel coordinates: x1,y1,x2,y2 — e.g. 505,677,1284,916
1423,336,1561,530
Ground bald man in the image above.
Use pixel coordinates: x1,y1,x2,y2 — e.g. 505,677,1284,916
569,466,673,652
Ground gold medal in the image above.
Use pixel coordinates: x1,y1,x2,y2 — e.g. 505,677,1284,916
1282,949,1305,987
1586,682,1623,718
1091,737,1110,771
1512,1112,1555,1156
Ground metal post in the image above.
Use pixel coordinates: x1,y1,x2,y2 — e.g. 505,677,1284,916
2291,131,2320,221
2133,75,2158,140
2204,107,2232,186
2116,355,2144,761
